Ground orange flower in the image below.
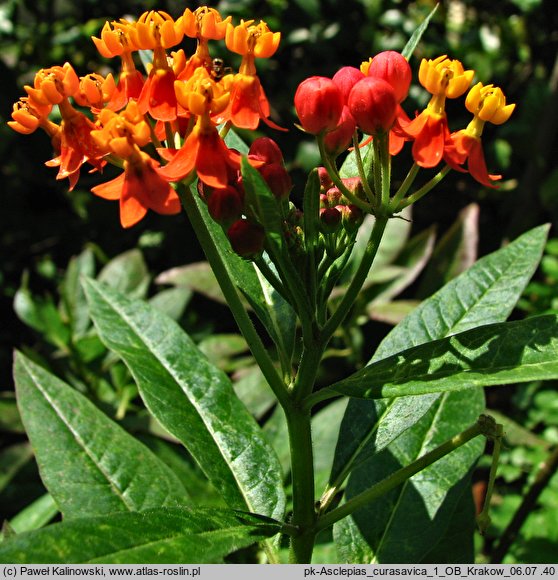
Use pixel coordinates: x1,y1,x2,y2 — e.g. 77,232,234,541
24,63,80,106
92,19,139,58
221,73,284,130
92,21,145,111
91,152,180,228
8,97,53,135
401,56,474,168
226,20,280,61
220,20,282,130
74,73,117,110
183,7,231,40
157,114,242,188
90,101,179,227
127,11,184,50
46,100,106,190
444,83,515,187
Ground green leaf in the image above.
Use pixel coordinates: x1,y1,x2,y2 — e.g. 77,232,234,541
0,443,33,493
156,261,227,304
312,400,348,497
233,366,276,420
401,3,440,60
420,485,477,563
13,288,70,349
9,494,58,535
329,225,549,486
334,389,484,563
198,333,249,370
61,246,96,337
149,287,192,321
0,394,25,433
162,191,297,363
364,226,436,304
241,157,285,253
417,203,479,298
0,508,281,564
13,352,188,518
97,249,150,300
331,315,558,400
83,279,286,521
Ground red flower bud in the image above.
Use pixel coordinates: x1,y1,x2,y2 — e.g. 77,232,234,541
249,137,284,165
348,77,398,135
339,204,364,233
294,76,344,135
319,207,342,234
259,163,293,199
341,176,364,196
207,185,244,226
227,219,265,259
318,166,333,191
324,106,357,157
332,66,365,104
366,51,411,103
325,186,343,207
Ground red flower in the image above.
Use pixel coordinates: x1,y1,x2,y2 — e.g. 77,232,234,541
401,109,450,168
157,116,242,188
221,73,284,130
46,101,106,190
294,76,344,135
444,131,501,188
137,64,178,122
348,77,397,136
91,152,180,228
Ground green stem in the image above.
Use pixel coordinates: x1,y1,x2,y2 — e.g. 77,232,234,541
477,422,504,535
287,404,317,563
352,132,376,203
317,136,374,213
397,164,451,210
390,162,420,212
374,132,391,210
321,215,389,345
315,415,490,533
178,183,289,410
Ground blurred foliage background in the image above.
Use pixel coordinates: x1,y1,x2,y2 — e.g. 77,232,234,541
1,0,558,563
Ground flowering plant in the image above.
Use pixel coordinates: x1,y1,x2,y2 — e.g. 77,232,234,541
3,4,558,565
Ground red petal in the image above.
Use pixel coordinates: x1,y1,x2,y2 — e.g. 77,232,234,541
468,139,501,189
196,132,232,188
91,173,125,200
120,184,148,228
137,70,177,121
157,134,198,181
411,116,447,168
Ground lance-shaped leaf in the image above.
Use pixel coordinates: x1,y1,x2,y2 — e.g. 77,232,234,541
334,388,484,563
179,185,296,371
13,353,188,518
0,508,281,564
328,225,549,490
83,279,285,521
328,314,558,400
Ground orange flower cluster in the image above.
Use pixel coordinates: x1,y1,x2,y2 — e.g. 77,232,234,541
295,52,515,189
397,55,515,187
9,7,282,227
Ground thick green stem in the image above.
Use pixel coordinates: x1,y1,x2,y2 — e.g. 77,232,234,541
322,215,389,345
178,184,289,410
287,404,317,563
315,415,490,533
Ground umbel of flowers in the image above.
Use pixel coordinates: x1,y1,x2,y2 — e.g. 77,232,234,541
9,7,514,255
